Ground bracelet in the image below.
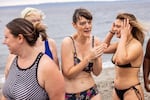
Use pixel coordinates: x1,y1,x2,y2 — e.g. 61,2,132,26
109,30,115,35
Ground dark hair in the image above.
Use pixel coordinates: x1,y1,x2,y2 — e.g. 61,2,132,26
72,8,92,23
34,23,47,41
116,13,145,45
6,18,45,46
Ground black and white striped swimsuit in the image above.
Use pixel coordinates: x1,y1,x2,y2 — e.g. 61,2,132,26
2,52,49,100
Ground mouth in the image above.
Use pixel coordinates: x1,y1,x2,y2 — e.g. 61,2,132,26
84,30,91,33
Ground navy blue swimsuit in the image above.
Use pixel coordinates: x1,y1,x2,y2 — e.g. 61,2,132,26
44,40,53,59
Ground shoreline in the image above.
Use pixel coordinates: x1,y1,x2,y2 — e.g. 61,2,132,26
0,68,150,99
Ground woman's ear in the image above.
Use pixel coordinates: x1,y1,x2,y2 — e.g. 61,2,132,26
72,22,76,29
17,34,24,43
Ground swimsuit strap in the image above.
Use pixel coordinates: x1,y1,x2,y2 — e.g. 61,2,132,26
92,36,94,48
131,83,142,100
69,36,94,56
69,36,77,57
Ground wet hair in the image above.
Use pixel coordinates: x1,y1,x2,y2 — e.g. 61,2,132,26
6,18,46,46
116,13,145,45
21,7,47,41
72,8,92,23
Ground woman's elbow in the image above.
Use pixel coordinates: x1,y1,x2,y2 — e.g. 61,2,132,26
93,69,102,76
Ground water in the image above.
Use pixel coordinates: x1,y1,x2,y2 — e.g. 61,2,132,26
0,0,150,83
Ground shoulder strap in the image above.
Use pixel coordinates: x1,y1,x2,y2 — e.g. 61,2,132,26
69,36,77,57
35,52,44,65
92,36,94,48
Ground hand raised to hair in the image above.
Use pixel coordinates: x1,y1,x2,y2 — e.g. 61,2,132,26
120,19,131,38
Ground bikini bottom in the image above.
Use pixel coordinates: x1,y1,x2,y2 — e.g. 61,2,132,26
65,84,99,100
115,82,142,100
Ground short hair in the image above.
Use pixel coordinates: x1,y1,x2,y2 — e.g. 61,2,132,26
72,8,92,23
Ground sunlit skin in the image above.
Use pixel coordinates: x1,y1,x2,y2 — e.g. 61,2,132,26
73,16,92,38
104,18,144,100
3,28,21,55
61,12,107,99
2,19,65,100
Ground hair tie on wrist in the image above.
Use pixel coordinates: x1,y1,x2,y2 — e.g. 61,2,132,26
109,30,115,35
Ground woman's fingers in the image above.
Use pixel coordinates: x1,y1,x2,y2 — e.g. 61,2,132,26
94,43,107,57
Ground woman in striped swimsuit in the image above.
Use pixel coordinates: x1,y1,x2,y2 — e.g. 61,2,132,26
1,18,65,100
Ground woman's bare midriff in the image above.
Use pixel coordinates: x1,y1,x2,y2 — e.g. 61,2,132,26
114,67,140,89
65,72,95,93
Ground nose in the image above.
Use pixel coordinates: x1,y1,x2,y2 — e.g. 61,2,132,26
2,38,7,45
3,40,6,44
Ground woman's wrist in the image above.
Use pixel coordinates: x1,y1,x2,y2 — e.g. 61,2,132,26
109,30,115,35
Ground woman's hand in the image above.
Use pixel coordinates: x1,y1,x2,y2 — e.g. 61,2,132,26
120,19,131,38
87,43,107,61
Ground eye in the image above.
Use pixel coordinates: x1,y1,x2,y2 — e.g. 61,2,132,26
79,22,86,26
88,20,92,24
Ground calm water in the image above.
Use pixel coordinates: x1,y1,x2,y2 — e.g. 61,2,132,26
0,0,150,82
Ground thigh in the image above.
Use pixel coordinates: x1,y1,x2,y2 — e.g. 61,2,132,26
112,89,120,100
124,86,144,100
91,93,101,100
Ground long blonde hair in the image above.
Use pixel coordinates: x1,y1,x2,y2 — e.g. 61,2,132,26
116,13,146,45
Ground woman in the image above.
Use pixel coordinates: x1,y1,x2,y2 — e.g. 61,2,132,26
143,38,150,92
1,18,65,100
104,13,145,100
21,7,59,64
4,8,59,78
61,8,107,100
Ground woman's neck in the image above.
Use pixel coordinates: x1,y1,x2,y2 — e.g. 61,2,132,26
75,33,90,44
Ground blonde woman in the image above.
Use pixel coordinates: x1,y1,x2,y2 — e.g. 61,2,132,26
104,13,146,100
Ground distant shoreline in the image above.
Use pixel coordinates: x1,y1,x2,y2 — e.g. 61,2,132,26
0,0,150,8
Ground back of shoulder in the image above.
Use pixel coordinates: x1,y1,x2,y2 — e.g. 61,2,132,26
47,38,56,45
61,36,72,45
39,54,56,69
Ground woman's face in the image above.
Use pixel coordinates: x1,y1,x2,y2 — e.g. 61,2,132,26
25,12,42,25
113,19,123,38
73,16,92,37
3,27,20,54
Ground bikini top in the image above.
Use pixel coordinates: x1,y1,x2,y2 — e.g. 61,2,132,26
70,36,94,73
111,55,140,68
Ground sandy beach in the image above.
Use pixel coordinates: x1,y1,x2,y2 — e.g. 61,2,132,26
0,67,150,100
